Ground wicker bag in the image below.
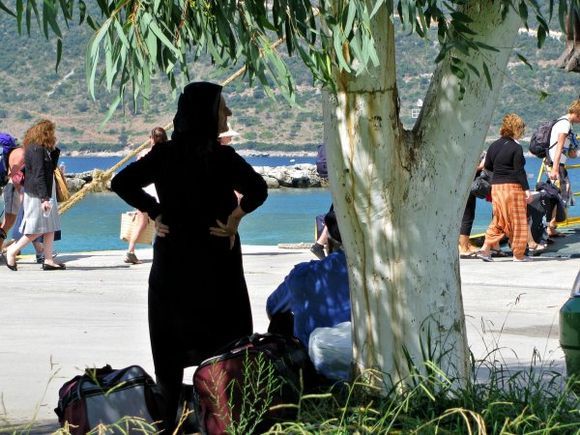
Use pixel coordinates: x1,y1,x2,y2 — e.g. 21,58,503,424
54,168,71,203
120,211,155,245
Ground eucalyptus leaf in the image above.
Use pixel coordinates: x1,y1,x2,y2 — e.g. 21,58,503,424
0,0,14,16
482,61,492,89
536,23,546,48
56,38,62,72
343,1,357,37
515,52,533,70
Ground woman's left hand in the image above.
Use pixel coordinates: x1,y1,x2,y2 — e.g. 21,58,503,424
209,206,246,249
154,215,170,238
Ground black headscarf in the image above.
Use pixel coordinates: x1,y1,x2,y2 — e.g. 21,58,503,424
171,82,222,152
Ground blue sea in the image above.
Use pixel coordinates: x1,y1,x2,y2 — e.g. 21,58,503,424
2,155,578,253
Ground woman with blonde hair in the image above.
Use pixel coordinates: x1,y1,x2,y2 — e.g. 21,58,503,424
477,113,531,262
5,119,65,270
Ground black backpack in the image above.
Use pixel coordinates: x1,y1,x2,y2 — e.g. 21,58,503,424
529,117,568,158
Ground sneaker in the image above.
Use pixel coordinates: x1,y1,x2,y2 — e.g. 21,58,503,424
513,256,532,262
124,252,142,264
36,252,58,264
310,243,326,260
476,251,493,262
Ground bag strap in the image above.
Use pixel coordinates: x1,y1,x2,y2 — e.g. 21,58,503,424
549,116,569,149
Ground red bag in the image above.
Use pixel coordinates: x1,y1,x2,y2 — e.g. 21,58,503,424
193,333,315,434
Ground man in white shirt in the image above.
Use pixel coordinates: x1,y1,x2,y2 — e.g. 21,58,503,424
547,99,580,236
549,100,580,178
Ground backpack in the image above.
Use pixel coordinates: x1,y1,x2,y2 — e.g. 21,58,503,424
54,364,161,434
0,132,19,188
529,117,568,158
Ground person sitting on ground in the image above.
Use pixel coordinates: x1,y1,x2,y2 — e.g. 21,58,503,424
311,204,335,260
266,208,350,347
124,126,168,265
477,113,532,263
311,219,329,260
310,144,330,259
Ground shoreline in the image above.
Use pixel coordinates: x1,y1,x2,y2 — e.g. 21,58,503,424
61,149,317,158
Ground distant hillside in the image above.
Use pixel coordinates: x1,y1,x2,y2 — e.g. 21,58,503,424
0,14,577,155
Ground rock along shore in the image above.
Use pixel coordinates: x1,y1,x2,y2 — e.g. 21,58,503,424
64,163,327,193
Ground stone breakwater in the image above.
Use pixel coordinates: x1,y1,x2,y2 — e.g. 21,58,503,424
64,164,327,193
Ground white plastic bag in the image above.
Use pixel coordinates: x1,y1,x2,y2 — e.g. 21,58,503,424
308,321,352,381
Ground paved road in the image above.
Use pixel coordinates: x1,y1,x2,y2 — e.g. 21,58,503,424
0,244,578,433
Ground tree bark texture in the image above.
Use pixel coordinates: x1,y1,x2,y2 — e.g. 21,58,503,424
323,1,523,391
556,8,580,73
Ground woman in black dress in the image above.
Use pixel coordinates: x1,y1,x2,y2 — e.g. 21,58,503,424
111,82,268,430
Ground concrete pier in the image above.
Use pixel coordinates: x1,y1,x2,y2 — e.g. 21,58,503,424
0,239,579,432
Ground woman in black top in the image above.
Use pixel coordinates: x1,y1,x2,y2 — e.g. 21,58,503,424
478,113,531,262
111,82,268,431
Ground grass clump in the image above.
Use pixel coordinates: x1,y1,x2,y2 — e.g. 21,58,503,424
264,357,579,434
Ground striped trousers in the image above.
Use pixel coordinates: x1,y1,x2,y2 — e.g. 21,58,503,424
484,183,528,259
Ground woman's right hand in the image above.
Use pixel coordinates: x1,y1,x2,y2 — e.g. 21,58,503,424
41,200,52,212
154,215,170,238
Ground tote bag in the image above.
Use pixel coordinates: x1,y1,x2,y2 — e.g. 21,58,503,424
54,168,71,203
120,211,155,245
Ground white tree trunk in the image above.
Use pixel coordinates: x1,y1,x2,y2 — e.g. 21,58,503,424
323,2,522,390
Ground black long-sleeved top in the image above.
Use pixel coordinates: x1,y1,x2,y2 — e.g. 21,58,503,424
111,142,268,236
23,145,60,201
484,137,529,190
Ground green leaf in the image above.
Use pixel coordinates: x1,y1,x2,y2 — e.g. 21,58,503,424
42,0,62,38
113,19,129,48
105,40,114,89
332,24,350,72
450,11,473,23
16,0,23,33
149,19,180,58
536,23,546,48
474,41,500,53
517,1,528,23
0,0,15,17
557,0,567,32
78,0,86,24
515,52,533,70
85,27,106,98
102,94,122,125
482,61,492,89
343,1,357,38
55,38,62,72
450,64,465,80
452,21,477,36
465,62,480,77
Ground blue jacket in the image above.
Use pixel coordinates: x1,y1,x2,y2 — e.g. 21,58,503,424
266,250,351,346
